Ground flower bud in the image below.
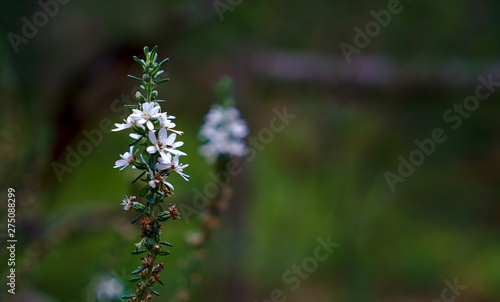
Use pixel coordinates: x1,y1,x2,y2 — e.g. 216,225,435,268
151,90,158,99
135,91,145,102
157,211,170,221
133,202,146,212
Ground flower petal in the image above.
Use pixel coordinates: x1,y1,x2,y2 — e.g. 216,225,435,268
147,120,154,130
148,130,158,145
159,128,168,143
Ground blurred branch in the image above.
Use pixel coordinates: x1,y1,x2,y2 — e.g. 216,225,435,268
250,51,500,90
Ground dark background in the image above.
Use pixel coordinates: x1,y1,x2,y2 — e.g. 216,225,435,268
1,0,500,301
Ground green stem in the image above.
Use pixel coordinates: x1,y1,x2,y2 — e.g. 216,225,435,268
135,252,159,301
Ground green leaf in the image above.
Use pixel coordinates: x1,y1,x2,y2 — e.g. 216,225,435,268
155,194,164,203
150,45,158,57
133,56,145,67
145,238,155,248
155,99,165,103
158,250,171,256
149,288,160,296
131,213,145,224
159,241,173,247
132,266,147,274
132,171,147,184
152,58,168,75
158,279,164,286
147,194,155,205
124,104,139,108
134,126,147,136
131,250,148,255
122,294,136,299
216,76,234,104
139,185,149,197
155,78,170,85
127,74,143,81
152,53,158,66
157,57,169,68
129,277,142,282
128,138,142,147
148,155,156,171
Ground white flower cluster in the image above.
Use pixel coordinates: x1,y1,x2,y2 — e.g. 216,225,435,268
93,275,124,301
112,97,189,198
199,104,249,163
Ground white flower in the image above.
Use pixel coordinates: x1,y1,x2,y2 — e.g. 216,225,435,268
199,143,220,163
199,104,249,162
146,127,186,158
157,153,189,181
112,115,141,132
121,196,136,210
158,112,183,135
226,107,240,119
134,238,144,249
225,141,248,157
130,102,162,130
230,119,249,138
148,172,175,191
185,231,204,246
113,146,136,170
140,154,176,192
204,106,225,126
94,275,124,301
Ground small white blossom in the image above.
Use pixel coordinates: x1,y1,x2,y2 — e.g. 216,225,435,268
230,118,249,138
185,231,204,246
199,104,249,163
113,146,136,170
112,115,142,132
146,127,186,158
94,275,124,301
148,172,175,191
225,141,248,157
134,238,144,249
121,196,136,210
140,155,176,192
158,112,183,135
157,153,189,181
130,102,162,130
204,106,225,125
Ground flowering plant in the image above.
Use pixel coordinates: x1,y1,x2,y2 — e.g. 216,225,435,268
171,77,248,301
112,46,188,302
199,76,249,163
196,77,249,242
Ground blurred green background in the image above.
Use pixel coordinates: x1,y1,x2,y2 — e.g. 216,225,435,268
1,0,500,301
